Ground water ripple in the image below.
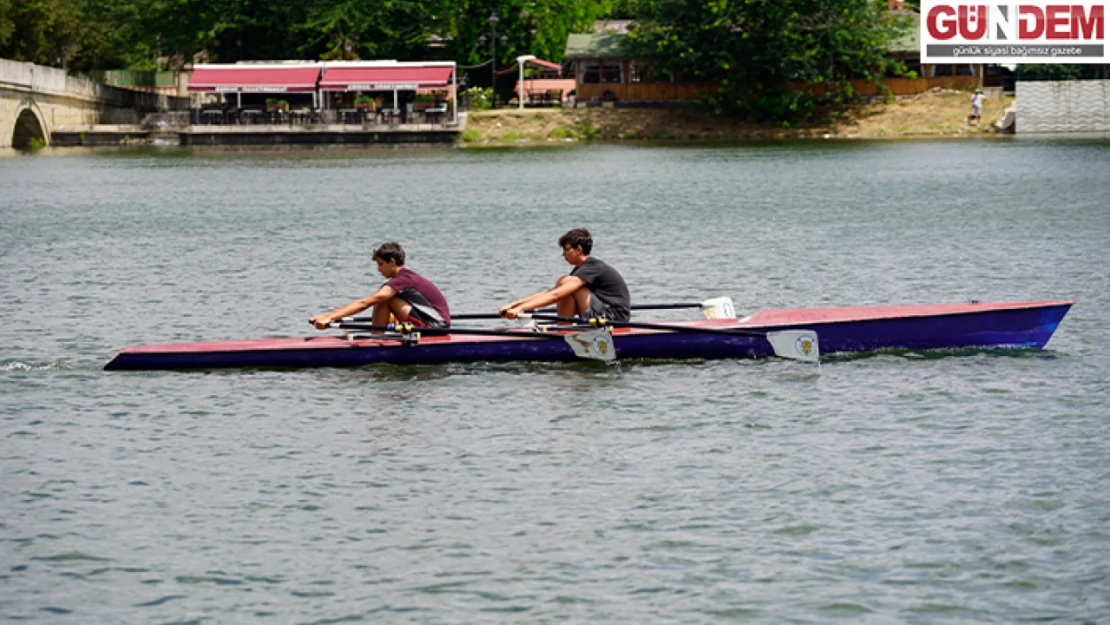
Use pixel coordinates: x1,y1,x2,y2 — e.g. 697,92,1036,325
1,142,1108,623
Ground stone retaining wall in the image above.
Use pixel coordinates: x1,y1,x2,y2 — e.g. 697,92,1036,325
1016,80,1110,133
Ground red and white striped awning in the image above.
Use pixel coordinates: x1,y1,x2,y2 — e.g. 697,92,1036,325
187,65,322,93
319,65,455,92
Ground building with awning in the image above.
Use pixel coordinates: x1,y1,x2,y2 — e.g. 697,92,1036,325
187,63,324,109
318,61,457,124
183,60,462,126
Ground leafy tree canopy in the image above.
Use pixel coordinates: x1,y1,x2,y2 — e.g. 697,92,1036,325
2,0,607,74
0,0,86,67
621,0,911,121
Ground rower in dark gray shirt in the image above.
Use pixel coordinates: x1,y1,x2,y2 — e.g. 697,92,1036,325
498,228,630,322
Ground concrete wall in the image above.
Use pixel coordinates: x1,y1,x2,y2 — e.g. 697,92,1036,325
1,58,190,148
1016,80,1110,134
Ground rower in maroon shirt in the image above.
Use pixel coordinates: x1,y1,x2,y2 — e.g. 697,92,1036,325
311,241,450,330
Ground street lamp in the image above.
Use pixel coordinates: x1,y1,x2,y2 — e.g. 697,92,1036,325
479,11,508,108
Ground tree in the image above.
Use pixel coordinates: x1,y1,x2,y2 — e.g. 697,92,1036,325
1,0,615,74
0,0,14,50
80,0,169,70
441,0,611,101
196,0,310,63
440,0,609,76
0,0,88,67
622,0,910,121
297,0,433,61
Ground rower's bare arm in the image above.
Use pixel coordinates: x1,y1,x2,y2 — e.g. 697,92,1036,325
500,277,584,318
313,286,397,328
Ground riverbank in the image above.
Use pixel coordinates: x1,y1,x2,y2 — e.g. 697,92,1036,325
461,88,1010,145
22,88,1010,151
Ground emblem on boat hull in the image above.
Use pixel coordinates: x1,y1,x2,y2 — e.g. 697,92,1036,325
589,334,612,359
563,329,617,362
795,334,816,357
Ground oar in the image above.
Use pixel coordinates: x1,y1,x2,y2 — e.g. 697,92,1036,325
352,297,737,323
320,321,616,362
521,314,820,363
449,302,705,321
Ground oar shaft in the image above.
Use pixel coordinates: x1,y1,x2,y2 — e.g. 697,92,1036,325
345,311,553,322
330,321,572,340
630,302,705,310
524,314,771,339
393,302,709,323
451,309,553,321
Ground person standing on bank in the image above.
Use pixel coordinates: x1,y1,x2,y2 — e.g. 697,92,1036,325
968,87,985,125
311,242,450,330
499,228,631,322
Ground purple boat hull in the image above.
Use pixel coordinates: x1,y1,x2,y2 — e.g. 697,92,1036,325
103,300,1074,371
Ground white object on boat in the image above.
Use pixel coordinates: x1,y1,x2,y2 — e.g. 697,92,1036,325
701,297,737,319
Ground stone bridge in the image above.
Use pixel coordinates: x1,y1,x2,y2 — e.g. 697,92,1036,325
1,58,184,148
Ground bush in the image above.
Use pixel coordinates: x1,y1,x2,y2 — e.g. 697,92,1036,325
575,123,602,140
463,87,493,111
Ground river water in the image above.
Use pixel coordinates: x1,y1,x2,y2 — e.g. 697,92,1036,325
1,139,1108,623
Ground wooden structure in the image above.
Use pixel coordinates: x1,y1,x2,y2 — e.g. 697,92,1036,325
562,8,1010,106
562,33,708,105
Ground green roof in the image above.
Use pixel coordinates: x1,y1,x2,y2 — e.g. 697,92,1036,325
564,33,628,60
888,12,920,54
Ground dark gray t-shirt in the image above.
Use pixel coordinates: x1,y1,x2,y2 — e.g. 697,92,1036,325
570,257,631,321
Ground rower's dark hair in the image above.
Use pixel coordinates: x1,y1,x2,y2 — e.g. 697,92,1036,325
373,241,406,266
558,229,592,255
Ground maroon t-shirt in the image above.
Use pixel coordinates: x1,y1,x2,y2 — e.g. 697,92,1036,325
384,268,451,327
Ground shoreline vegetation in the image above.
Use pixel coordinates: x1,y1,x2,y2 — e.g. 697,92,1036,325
462,89,1011,145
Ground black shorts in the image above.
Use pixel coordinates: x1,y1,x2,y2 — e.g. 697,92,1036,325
405,304,447,328
586,295,628,322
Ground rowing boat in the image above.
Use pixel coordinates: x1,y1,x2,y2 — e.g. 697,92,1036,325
103,300,1073,371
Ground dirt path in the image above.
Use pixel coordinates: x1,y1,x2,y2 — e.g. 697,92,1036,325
461,89,1010,145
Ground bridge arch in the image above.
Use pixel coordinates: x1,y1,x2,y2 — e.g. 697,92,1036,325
11,105,47,149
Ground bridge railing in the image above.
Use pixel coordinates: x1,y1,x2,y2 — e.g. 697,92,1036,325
2,57,190,112
1,58,66,93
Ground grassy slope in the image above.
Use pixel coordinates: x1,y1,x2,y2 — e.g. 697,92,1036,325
461,89,1011,145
